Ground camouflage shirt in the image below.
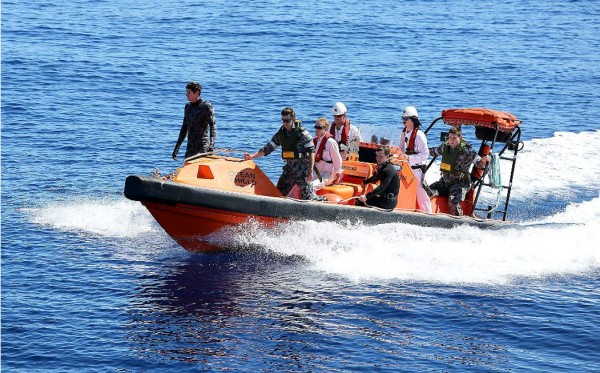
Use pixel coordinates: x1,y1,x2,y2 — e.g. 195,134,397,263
260,123,314,162
173,99,217,158
429,141,483,184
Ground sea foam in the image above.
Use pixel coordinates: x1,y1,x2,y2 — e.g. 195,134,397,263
24,131,600,284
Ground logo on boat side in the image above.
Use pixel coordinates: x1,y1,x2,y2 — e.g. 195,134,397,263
231,169,256,187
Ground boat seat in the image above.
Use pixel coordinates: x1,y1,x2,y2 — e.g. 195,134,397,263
318,183,358,200
341,161,374,184
430,196,474,216
342,161,373,178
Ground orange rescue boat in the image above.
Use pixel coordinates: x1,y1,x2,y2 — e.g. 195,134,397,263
124,108,523,252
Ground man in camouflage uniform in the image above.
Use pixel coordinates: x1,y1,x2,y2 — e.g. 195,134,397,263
172,81,217,160
428,126,490,216
244,107,324,201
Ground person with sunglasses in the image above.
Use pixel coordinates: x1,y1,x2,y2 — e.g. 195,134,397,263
357,146,400,210
399,106,432,213
330,101,361,160
244,107,325,201
312,118,343,190
172,81,217,161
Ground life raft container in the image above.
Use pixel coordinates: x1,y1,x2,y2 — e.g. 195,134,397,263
441,108,521,133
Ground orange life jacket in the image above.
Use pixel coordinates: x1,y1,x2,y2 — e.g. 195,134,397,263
314,133,333,162
330,119,350,145
403,128,419,155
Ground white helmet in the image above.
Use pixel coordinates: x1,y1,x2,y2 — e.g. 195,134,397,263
402,106,418,118
332,102,347,116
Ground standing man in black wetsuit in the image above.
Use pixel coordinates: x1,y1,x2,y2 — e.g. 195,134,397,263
172,81,217,161
358,146,400,209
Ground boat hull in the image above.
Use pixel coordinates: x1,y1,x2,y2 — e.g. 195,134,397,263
142,201,283,252
124,175,505,252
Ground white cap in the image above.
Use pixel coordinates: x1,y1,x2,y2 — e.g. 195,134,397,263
402,106,418,118
332,102,347,116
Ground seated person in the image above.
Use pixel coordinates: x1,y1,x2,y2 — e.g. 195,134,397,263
312,118,343,190
330,101,362,159
428,126,490,216
357,146,400,209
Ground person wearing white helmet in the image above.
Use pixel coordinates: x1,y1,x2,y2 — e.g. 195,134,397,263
330,101,361,160
399,106,432,213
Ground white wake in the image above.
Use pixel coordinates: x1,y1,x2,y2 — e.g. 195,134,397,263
24,131,600,284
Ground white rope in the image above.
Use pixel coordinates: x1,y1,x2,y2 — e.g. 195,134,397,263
339,196,361,204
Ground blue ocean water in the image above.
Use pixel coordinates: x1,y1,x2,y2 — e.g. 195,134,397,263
2,0,600,371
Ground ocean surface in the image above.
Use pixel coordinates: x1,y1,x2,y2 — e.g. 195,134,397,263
2,0,600,371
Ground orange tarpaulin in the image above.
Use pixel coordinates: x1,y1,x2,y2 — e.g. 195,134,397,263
441,108,521,133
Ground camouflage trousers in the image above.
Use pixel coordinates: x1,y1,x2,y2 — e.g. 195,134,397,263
428,179,471,216
277,159,318,200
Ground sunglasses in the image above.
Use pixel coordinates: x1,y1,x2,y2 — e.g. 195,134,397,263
402,116,411,121
314,126,325,130
282,118,293,123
